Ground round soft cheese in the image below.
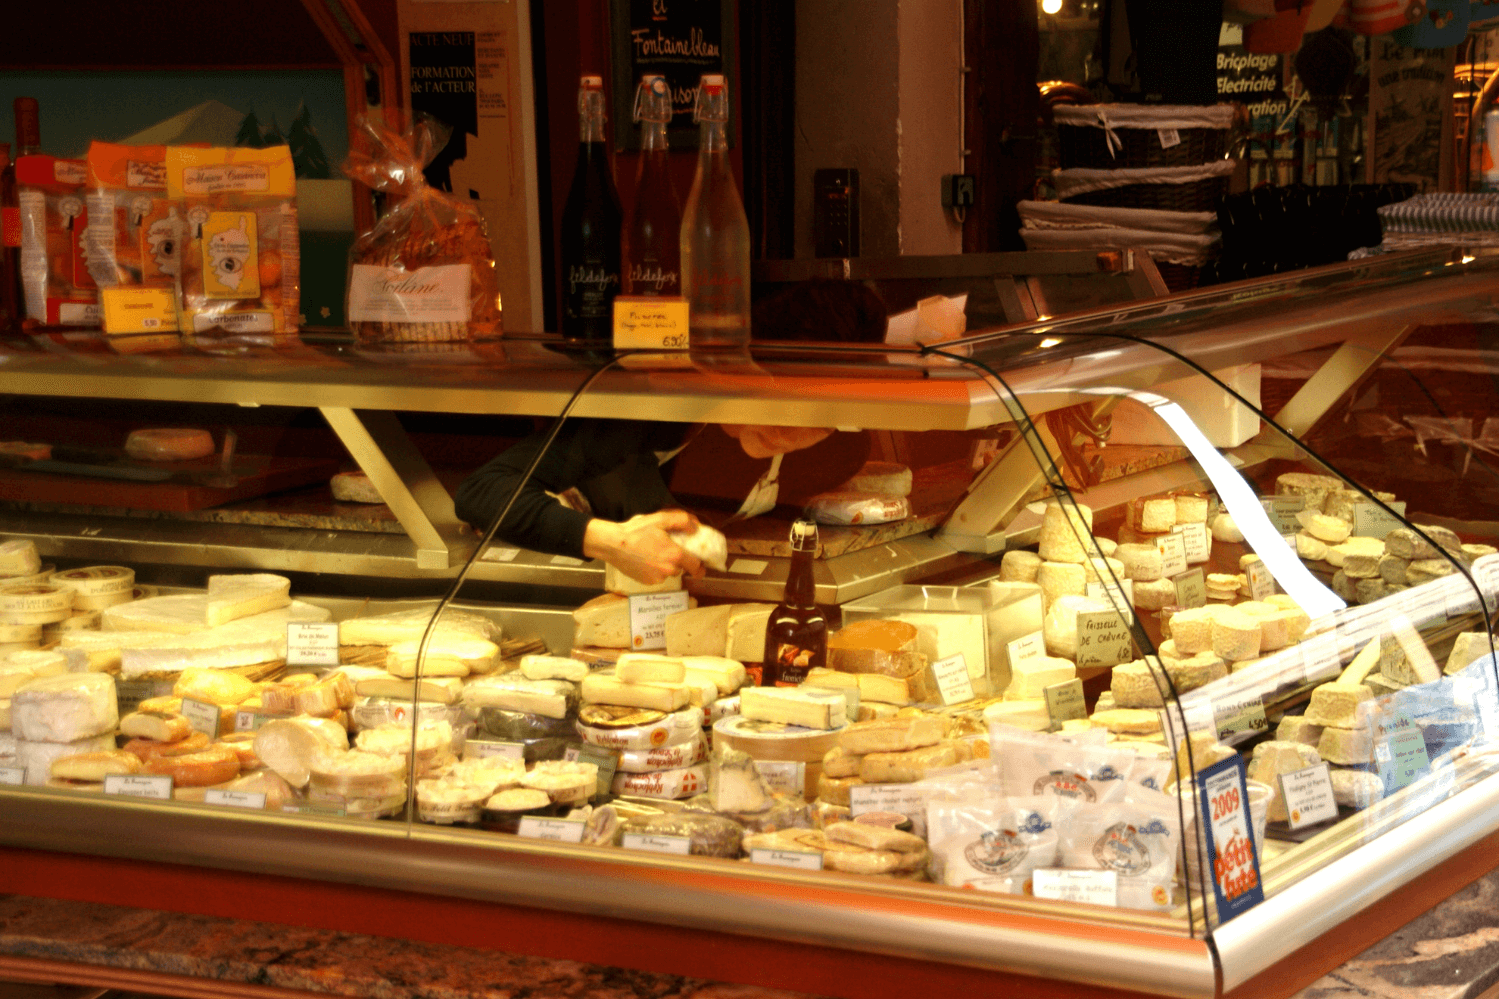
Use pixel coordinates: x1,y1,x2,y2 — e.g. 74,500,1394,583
125,428,215,462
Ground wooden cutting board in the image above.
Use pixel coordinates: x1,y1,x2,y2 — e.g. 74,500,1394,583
0,453,341,512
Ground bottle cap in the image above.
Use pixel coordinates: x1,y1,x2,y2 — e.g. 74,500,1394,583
634,74,672,124
693,75,729,123
580,75,604,89
790,520,818,542
578,77,607,120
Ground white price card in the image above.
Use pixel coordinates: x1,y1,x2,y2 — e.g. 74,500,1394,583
622,833,692,855
1032,869,1118,907
1075,611,1133,668
180,697,221,739
1279,763,1338,830
750,848,824,871
1246,560,1276,601
627,591,691,651
849,783,927,823
204,789,267,810
1045,678,1087,729
1171,522,1211,564
467,739,526,761
286,622,339,667
1156,533,1189,579
753,760,806,797
0,767,24,785
1007,631,1046,668
1214,691,1268,741
517,817,586,843
931,652,976,705
1157,127,1181,149
1352,500,1407,539
282,801,345,817
1260,495,1305,534
104,774,173,800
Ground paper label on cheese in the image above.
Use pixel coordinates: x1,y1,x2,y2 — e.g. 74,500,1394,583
282,801,345,817
1033,868,1117,906
517,817,586,843
348,263,473,324
1075,612,1132,668
1376,716,1429,794
1171,522,1210,563
0,767,24,785
205,788,267,810
932,652,976,705
749,848,824,871
627,591,691,650
1172,568,1207,609
235,710,271,732
1044,678,1087,729
1246,561,1275,601
564,744,620,796
1260,496,1305,533
753,760,805,797
1156,533,1189,578
1280,763,1338,830
104,774,173,799
101,286,178,334
468,739,526,761
622,832,692,854
849,783,927,833
286,622,339,667
1007,631,1045,668
1352,500,1407,539
180,697,221,739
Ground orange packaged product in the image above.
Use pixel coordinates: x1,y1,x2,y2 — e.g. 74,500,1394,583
16,154,100,327
342,114,501,344
164,144,299,341
85,142,183,335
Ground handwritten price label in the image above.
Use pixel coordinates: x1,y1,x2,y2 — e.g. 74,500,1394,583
613,296,690,350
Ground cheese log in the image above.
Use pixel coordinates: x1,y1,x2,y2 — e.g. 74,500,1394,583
119,711,192,743
1111,659,1164,708
666,523,729,572
999,550,1043,583
839,715,943,754
1211,513,1245,543
1037,502,1094,564
1318,725,1373,765
1385,526,1460,560
1304,682,1373,727
1211,609,1261,662
604,562,683,596
354,675,464,704
821,745,863,778
1378,555,1410,586
739,686,847,730
11,673,117,742
1407,559,1457,585
1116,543,1164,582
1296,511,1351,544
1169,607,1214,655
1276,715,1324,746
387,637,498,677
174,667,256,705
205,574,291,627
1446,633,1495,675
1005,656,1076,700
1248,741,1323,822
681,656,748,696
664,604,736,657
725,604,774,661
613,653,686,684
581,673,692,713
859,743,959,783
1296,532,1330,561
1331,769,1384,809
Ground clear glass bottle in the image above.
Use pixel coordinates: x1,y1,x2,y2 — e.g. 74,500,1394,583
761,520,827,687
559,75,622,343
3,99,41,330
623,75,680,298
680,74,750,349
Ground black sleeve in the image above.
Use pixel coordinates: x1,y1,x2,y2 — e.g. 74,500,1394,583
454,419,677,560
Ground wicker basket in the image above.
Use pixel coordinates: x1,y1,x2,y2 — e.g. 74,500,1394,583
1154,261,1205,293
1059,124,1226,171
1063,176,1229,213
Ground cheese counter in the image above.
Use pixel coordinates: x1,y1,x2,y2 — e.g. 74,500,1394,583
1,249,1499,998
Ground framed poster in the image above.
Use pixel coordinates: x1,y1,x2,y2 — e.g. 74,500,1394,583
610,0,736,151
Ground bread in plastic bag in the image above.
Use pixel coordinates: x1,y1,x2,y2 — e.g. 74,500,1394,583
342,114,501,344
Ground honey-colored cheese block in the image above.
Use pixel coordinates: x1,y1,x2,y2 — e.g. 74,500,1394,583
1317,725,1373,765
1275,715,1324,747
859,743,959,783
816,771,865,807
830,619,918,653
1304,682,1373,728
1249,741,1323,822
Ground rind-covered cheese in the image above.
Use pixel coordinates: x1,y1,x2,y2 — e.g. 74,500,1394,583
859,743,959,783
1169,607,1214,655
726,605,773,662
1116,543,1164,582
1006,656,1076,700
519,654,590,682
1331,768,1384,809
1446,633,1495,676
573,593,633,649
1111,659,1164,708
740,686,846,729
1132,497,1176,533
1296,511,1351,544
1317,725,1372,765
330,470,383,504
1275,715,1324,746
581,673,691,713
1211,609,1261,662
681,656,747,696
1131,578,1177,611
1211,513,1244,543
1296,532,1330,561
663,604,735,658
999,550,1043,583
604,562,682,596
11,673,117,742
466,675,580,719
1304,682,1373,727
0,541,41,576
1038,502,1094,564
1249,741,1323,823
839,716,943,754
1037,561,1086,605
806,491,910,526
205,574,291,627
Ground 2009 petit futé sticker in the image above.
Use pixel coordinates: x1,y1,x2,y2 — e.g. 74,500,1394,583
1198,754,1264,921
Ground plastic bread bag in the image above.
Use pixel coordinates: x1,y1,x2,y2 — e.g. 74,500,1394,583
341,113,501,345
84,142,183,335
1056,785,1181,912
927,794,1069,892
165,144,299,343
991,726,1135,803
15,154,99,327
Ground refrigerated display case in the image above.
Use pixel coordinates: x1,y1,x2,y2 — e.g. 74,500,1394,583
0,249,1498,999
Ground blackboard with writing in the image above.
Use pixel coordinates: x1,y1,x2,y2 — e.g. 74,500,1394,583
610,0,736,150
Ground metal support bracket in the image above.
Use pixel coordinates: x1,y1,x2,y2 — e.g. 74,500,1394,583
319,407,472,570
1268,324,1413,439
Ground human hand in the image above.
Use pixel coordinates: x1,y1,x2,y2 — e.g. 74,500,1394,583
721,424,834,459
582,509,705,584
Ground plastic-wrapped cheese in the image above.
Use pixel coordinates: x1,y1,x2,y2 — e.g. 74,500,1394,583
805,491,910,527
11,673,117,743
666,522,730,571
576,704,702,750
844,461,913,497
17,733,114,785
125,428,215,462
330,470,384,503
611,762,707,800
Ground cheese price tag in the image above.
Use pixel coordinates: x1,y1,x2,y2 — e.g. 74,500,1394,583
1007,631,1046,668
1198,755,1264,922
282,801,345,817
1157,127,1182,149
517,817,587,843
627,591,691,651
613,296,690,350
1352,500,1407,539
1075,611,1132,668
1032,869,1117,907
849,783,927,831
286,622,339,667
622,832,692,855
100,286,179,333
1245,560,1276,601
749,848,824,871
1376,719,1430,794
753,760,806,797
1260,496,1305,534
104,774,173,800
931,652,976,706
564,744,619,796
1214,691,1268,741
468,739,526,761
1172,568,1207,609
234,710,270,732
728,559,768,575
1155,533,1189,579
1044,678,1087,729
0,767,25,785
1171,522,1210,564
1279,763,1338,830
479,547,520,563
180,697,221,739
204,788,267,810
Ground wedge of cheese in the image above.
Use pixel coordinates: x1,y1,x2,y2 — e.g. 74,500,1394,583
725,605,774,661
680,656,747,696
386,636,499,678
604,563,683,596
573,593,634,649
740,686,847,729
354,675,464,703
580,673,692,712
616,653,686,684
663,604,735,657
205,574,291,627
519,655,590,682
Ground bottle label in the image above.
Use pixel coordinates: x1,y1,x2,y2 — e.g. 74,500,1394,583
348,263,473,324
565,264,619,320
769,642,823,686
627,263,679,296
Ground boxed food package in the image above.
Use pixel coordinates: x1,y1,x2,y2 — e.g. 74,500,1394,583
16,154,99,327
85,142,181,334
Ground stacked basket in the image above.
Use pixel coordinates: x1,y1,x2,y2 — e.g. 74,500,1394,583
1044,104,1237,291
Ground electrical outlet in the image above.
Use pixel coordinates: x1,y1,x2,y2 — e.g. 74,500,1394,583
941,174,976,208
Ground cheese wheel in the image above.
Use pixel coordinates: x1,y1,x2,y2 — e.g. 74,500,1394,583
843,461,913,498
0,541,40,576
144,743,240,787
330,470,384,503
51,566,135,598
806,491,910,526
50,749,143,782
1296,510,1351,544
1169,607,1214,655
1211,609,1262,662
0,584,74,623
125,428,215,462
1131,578,1177,611
1210,513,1244,543
999,550,1043,583
1116,543,1164,582
0,622,42,644
119,710,193,743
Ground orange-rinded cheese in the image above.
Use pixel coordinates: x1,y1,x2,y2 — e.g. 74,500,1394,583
828,619,918,652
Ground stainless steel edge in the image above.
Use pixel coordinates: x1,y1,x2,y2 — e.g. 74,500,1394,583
0,790,1217,999
1212,768,1499,993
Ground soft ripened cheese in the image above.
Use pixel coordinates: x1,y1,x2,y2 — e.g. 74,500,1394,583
1211,609,1261,662
1168,607,1214,654
1249,741,1323,822
711,745,773,812
17,733,114,785
465,675,578,719
1110,659,1164,708
1305,682,1373,727
1038,502,1094,563
1166,653,1227,692
581,673,691,712
1174,494,1209,524
999,550,1043,583
11,673,117,743
1131,578,1177,611
666,523,729,572
1327,536,1382,570
604,562,683,596
253,718,348,787
1116,543,1164,582
663,603,735,657
104,594,330,635
354,675,464,703
1408,559,1457,585
204,574,291,627
725,604,774,661
740,686,847,729
1276,472,1343,509
983,699,1051,731
386,636,498,677
1318,725,1373,764
1211,513,1244,543
1043,595,1109,659
1135,497,1176,533
1296,511,1351,544
1082,557,1126,586
1006,656,1076,700
1447,633,1495,675
1379,554,1410,585
572,593,634,648
859,743,959,783
1037,561,1086,605
174,667,256,705
1331,769,1384,809
681,656,747,696
519,655,590,682
1296,532,1330,561
1275,715,1324,746
0,541,40,575
616,653,686,683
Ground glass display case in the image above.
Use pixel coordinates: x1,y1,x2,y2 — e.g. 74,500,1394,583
1,248,1498,999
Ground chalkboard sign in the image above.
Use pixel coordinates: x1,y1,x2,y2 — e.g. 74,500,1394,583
610,0,736,151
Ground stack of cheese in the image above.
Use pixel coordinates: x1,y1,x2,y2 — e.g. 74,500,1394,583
1,569,76,661
12,670,119,786
1120,492,1212,611
339,606,501,711
815,715,981,813
579,654,718,799
254,669,356,730
743,820,929,877
115,695,242,791
462,655,585,760
415,755,528,824
804,461,915,528
821,619,937,711
0,538,55,592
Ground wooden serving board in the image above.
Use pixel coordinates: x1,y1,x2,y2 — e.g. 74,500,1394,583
0,453,341,512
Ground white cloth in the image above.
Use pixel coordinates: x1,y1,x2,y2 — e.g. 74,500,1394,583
1053,103,1237,132
1018,200,1218,235
1052,159,1236,199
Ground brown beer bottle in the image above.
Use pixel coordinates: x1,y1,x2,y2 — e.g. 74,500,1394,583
761,520,827,686
623,75,680,297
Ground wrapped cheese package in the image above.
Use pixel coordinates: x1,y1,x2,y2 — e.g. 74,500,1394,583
16,151,100,327
341,114,501,344
84,141,182,334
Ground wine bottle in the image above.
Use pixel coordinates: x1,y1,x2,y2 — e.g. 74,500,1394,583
760,520,827,686
623,75,680,297
680,74,750,349
559,75,622,343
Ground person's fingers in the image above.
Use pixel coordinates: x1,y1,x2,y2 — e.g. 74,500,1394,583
677,551,705,578
649,508,699,532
